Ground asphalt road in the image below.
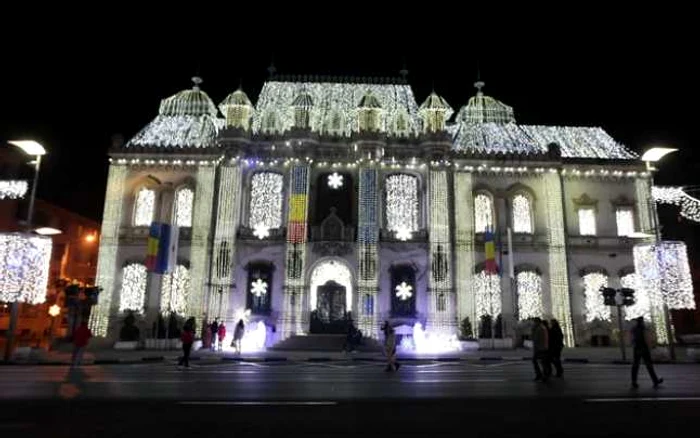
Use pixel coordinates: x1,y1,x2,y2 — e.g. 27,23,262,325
1,360,699,437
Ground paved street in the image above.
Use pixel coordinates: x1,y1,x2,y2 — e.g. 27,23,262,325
1,360,699,436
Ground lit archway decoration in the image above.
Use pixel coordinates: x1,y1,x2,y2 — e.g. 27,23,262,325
309,259,353,311
653,186,700,223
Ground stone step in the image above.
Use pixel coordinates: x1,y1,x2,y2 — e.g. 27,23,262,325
271,334,382,352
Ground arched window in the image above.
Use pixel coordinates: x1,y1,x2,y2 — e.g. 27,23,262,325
249,172,284,229
516,270,543,320
173,187,194,227
474,193,494,233
133,187,155,226
391,265,416,317
247,262,273,315
474,269,501,318
621,272,651,321
385,174,419,237
512,194,533,234
583,272,610,322
119,263,148,314
160,264,190,316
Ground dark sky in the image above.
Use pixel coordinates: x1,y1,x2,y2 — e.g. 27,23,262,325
1,14,697,221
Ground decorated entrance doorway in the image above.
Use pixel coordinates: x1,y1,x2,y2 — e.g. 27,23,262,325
309,259,353,334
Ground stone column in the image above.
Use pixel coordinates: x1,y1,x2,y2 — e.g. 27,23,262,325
281,165,310,339
543,171,574,347
357,166,380,338
187,165,216,330
453,171,476,337
89,164,127,337
427,169,456,335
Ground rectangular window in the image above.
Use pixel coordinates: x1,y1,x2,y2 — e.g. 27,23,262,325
616,207,635,237
578,208,597,236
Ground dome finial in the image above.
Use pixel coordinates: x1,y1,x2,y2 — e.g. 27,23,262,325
192,76,203,90
400,57,409,82
267,55,277,78
474,80,485,96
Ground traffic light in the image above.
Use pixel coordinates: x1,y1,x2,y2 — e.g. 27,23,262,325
620,288,635,306
601,287,617,306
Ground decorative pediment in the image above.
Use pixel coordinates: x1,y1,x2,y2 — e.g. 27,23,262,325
610,194,635,207
572,193,598,210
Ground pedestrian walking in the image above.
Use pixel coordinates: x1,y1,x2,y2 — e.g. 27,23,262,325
381,321,400,372
549,319,564,377
231,319,245,354
71,321,92,368
217,323,226,351
631,317,663,388
210,319,219,351
179,317,195,369
531,317,551,381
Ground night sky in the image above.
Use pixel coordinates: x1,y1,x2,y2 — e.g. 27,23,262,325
1,16,697,223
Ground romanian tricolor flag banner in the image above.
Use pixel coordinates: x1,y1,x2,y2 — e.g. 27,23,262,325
484,227,499,275
146,223,161,272
146,222,174,274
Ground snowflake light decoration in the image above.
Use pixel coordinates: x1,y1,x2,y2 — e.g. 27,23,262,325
250,278,268,297
395,282,413,301
327,172,343,190
395,226,412,241
253,224,270,240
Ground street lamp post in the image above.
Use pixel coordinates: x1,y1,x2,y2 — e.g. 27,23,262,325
641,146,678,361
3,140,46,362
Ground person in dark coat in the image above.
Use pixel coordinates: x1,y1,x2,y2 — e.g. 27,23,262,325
531,317,550,381
210,319,219,351
549,319,564,377
631,317,663,388
179,317,195,369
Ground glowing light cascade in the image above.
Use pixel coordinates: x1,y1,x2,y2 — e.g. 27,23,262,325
385,174,418,239
583,272,610,322
222,320,267,353
474,270,501,317
310,260,353,311
249,172,284,236
516,271,543,320
634,242,695,310
512,194,533,234
173,187,194,227
357,167,379,337
620,273,651,321
474,193,493,233
0,180,28,200
0,233,52,304
160,264,190,316
134,187,156,226
119,263,148,314
408,322,461,353
653,186,700,223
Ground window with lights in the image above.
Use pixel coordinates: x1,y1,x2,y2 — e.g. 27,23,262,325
620,272,651,321
247,262,273,314
390,265,416,317
615,207,635,237
512,194,533,234
474,270,501,317
249,172,284,230
160,264,190,316
133,187,155,226
119,263,147,314
474,193,494,233
516,271,543,320
578,208,597,236
583,272,610,322
173,187,194,227
385,174,419,235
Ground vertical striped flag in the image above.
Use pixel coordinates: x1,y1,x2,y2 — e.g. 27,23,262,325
146,222,176,274
484,227,499,274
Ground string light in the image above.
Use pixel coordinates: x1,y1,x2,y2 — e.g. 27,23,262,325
161,265,190,316
516,271,543,320
620,273,651,321
385,174,419,234
634,242,695,310
453,172,476,335
583,272,610,322
474,193,493,233
474,270,501,318
0,233,52,304
118,263,148,314
310,260,353,311
512,194,533,234
174,187,194,227
249,172,283,229
653,186,700,223
0,180,28,200
428,170,454,335
357,167,379,338
133,187,155,226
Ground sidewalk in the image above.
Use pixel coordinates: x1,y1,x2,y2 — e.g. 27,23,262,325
4,345,699,366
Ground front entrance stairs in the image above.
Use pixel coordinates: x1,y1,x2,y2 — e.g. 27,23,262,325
270,334,382,352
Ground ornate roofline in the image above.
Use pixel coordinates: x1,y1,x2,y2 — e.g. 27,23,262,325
268,74,408,85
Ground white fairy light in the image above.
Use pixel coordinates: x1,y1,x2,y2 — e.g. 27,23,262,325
615,207,635,237
395,282,413,301
583,272,610,322
327,172,343,189
385,174,418,233
512,194,533,234
395,226,412,241
474,270,501,317
0,233,52,304
160,264,190,316
133,187,155,226
253,224,270,240
250,278,268,297
653,186,700,223
620,272,651,321
0,180,28,200
474,193,493,233
634,242,695,310
249,172,283,229
516,271,543,320
118,263,147,314
310,260,353,311
173,187,194,227
578,208,597,236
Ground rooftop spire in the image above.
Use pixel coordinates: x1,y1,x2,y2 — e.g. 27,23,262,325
267,56,277,78
192,76,203,90
400,57,409,81
474,80,485,96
